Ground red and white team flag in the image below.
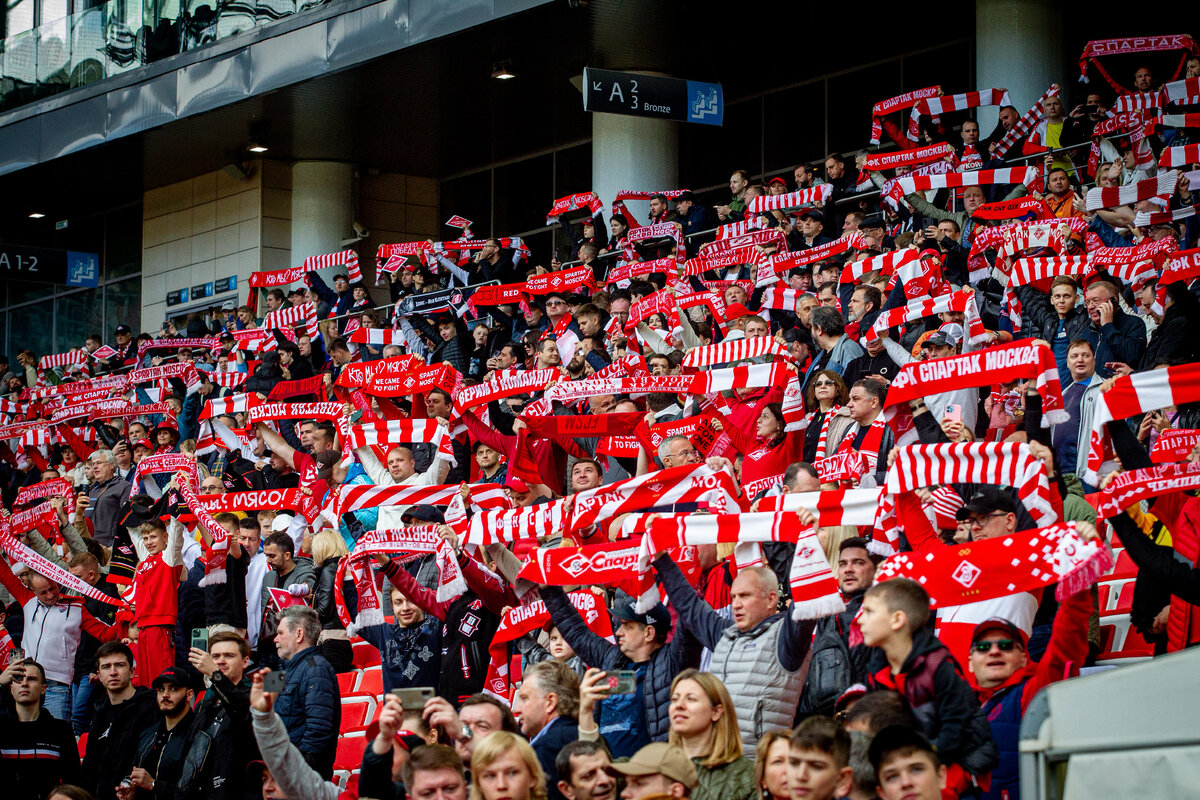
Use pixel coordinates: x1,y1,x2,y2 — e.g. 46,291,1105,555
349,327,408,347
865,290,987,345
746,184,833,214
303,249,362,283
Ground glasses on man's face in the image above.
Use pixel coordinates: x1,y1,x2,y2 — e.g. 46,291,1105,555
972,639,1018,654
968,512,1007,529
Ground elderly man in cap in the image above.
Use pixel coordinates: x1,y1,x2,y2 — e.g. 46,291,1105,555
116,667,197,800
540,589,701,758
607,742,699,799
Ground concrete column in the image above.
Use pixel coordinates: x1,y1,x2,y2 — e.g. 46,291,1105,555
592,112,678,230
291,160,353,279
975,0,1063,133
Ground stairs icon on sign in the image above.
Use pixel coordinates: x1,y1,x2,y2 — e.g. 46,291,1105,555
691,87,719,120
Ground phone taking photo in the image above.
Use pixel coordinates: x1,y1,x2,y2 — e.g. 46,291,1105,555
191,627,209,652
262,670,287,693
607,670,637,695
945,404,962,425
390,687,435,708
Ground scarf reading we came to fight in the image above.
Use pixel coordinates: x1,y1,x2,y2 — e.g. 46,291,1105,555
884,340,1068,426
1083,363,1200,486
875,522,1112,607
483,590,613,703
0,518,131,609
873,442,1055,556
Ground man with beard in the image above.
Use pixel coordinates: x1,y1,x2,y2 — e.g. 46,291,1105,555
118,667,197,800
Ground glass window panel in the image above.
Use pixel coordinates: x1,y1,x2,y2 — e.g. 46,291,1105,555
763,83,826,177
7,0,36,34
56,288,104,350
104,204,142,279
36,19,70,89
493,154,551,238
439,171,491,240
9,281,55,305
0,312,9,362
103,276,141,336
679,97,761,194
827,64,899,156
42,0,69,23
70,5,109,86
554,144,591,198
10,299,54,358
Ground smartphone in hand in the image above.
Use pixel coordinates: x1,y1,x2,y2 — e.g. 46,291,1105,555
262,670,287,693
945,404,962,424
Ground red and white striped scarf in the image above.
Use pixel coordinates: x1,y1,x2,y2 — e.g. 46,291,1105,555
875,521,1110,607
604,257,677,286
1086,172,1178,211
348,419,452,463
755,234,865,287
627,222,686,262
1086,110,1150,176
546,192,603,225
1092,461,1200,521
993,84,1061,158
885,253,949,301
543,363,786,403
247,401,352,465
878,159,956,210
869,85,940,144
130,453,197,497
303,249,362,283
571,463,742,531
862,143,956,173
873,442,1055,556
680,337,789,369
759,287,813,314
1083,363,1200,485
865,290,986,344
349,328,408,347
835,418,888,475
199,392,260,421
906,88,1012,141
810,407,843,460
1113,75,1200,111
464,497,571,545
1152,248,1200,315
329,482,508,519
884,340,1067,425
840,249,919,285
261,303,319,346
756,487,882,525
713,218,766,240
1159,143,1200,169
611,189,690,224
176,478,234,586
209,371,248,390
1144,112,1200,135
37,350,89,379
1134,204,1198,228
746,184,833,214
892,166,1038,199
127,362,201,393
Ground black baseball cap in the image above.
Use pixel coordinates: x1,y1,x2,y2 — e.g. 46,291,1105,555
962,486,1018,517
401,505,445,524
115,324,133,335
333,274,349,282
799,209,825,224
152,666,199,691
611,597,672,635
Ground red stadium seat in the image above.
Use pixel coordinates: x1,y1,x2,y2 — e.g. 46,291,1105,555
340,695,376,732
351,642,381,669
357,666,382,698
334,732,367,772
1107,548,1139,580
337,670,361,695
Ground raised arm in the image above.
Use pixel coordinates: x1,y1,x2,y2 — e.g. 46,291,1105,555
652,553,727,649
379,555,451,620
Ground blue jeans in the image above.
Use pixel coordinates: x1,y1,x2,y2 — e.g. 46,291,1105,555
72,673,95,735
43,681,72,724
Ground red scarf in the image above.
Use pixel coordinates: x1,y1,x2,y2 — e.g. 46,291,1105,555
546,192,603,224
835,419,886,474
335,361,459,397
15,477,74,507
813,407,842,460
1090,462,1200,520
862,143,955,172
814,451,869,485
1085,172,1178,211
1079,35,1199,94
525,267,598,295
993,84,1060,158
869,85,940,143
571,463,744,531
1151,430,1200,463
0,524,131,609
875,522,1111,607
177,479,232,586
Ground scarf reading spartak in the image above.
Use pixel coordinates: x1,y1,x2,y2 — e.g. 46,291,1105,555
864,290,987,345
1091,461,1200,520
129,453,196,497
884,340,1067,427
612,189,690,222
176,478,233,587
15,477,74,507
247,402,354,466
875,521,1111,607
874,442,1055,556
525,265,598,295
1082,363,1200,486
544,363,786,403
861,143,955,173
680,337,790,369
605,257,677,286
546,191,603,224
1085,172,1178,211
869,85,940,144
1151,429,1200,463
1079,35,1199,93
1087,111,1150,176
906,88,1012,141
993,84,1060,158
136,337,218,361
483,590,613,703
0,522,131,609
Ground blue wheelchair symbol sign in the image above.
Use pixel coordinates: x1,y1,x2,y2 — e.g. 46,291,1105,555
686,81,723,126
66,251,100,287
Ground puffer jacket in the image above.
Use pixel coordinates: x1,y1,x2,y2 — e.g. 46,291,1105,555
177,671,257,800
272,645,340,779
542,585,702,754
796,591,873,718
692,756,756,800
655,555,814,756
866,627,998,779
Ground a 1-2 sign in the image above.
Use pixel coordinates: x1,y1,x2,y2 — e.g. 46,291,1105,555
0,244,100,287
583,68,723,126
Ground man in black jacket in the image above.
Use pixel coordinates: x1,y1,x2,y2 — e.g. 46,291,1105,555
117,667,197,800
2,659,81,800
67,551,120,736
180,632,259,800
271,606,340,779
797,537,877,718
83,642,158,800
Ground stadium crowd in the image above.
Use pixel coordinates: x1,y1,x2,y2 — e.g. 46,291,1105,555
5,36,1200,800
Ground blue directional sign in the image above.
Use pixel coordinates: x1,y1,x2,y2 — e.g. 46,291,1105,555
583,68,723,127
0,244,100,286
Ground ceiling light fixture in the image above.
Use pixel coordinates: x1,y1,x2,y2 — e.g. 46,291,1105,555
248,140,268,153
491,60,516,80
28,212,45,219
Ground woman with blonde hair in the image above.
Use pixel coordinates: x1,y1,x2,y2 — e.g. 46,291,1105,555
469,731,547,800
818,525,858,567
754,730,792,800
668,669,756,800
310,527,355,673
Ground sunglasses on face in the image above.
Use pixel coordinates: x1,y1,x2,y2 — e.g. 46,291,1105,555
813,379,836,387
973,638,1018,653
